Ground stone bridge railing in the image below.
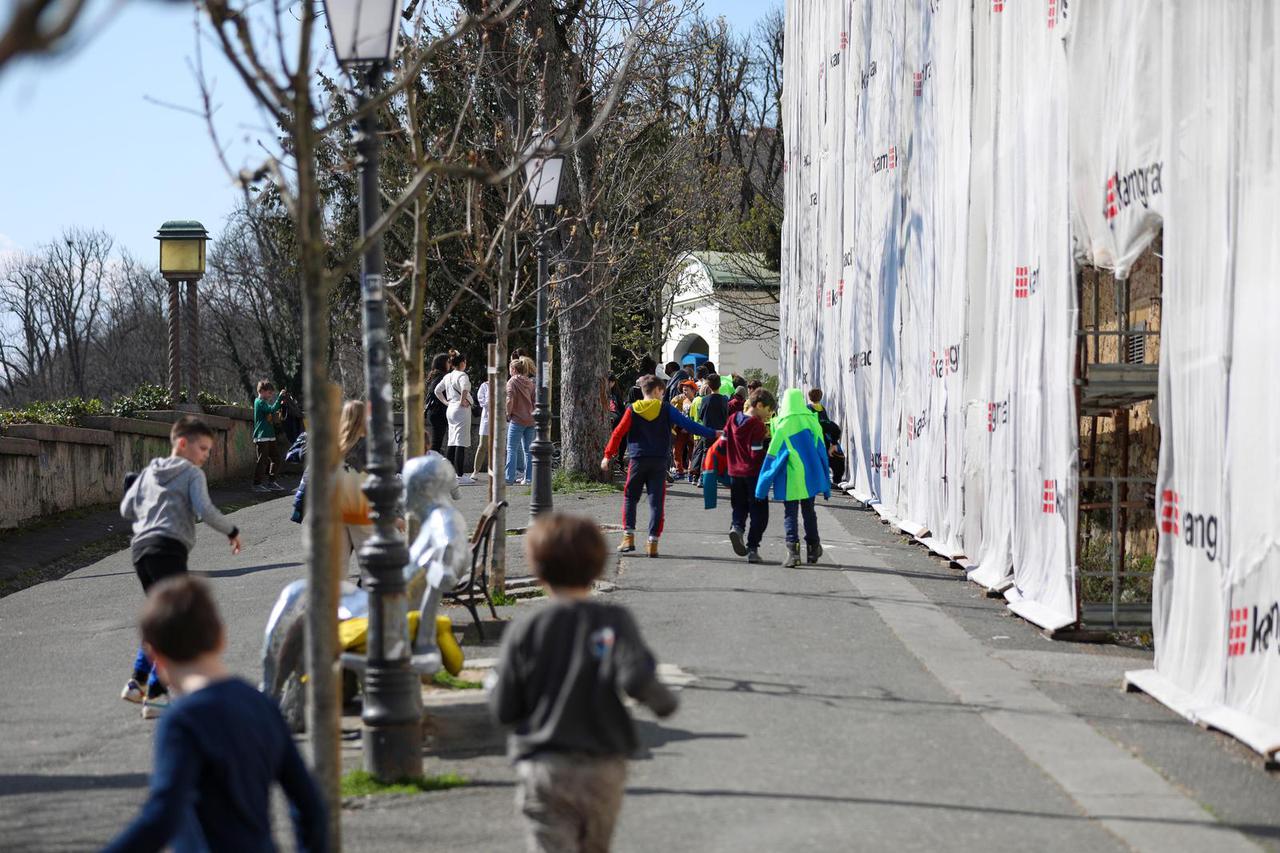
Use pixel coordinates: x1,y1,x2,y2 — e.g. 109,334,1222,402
0,406,256,529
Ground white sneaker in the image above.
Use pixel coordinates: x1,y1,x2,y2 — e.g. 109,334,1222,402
120,679,145,705
142,695,170,719
252,484,271,493
457,475,478,486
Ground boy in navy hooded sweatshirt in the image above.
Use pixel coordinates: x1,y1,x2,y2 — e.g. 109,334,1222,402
602,374,718,557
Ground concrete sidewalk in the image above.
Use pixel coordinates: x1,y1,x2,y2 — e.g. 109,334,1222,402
0,479,1276,851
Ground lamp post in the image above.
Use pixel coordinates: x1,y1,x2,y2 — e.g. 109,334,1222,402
324,0,420,782
155,221,208,409
523,138,565,520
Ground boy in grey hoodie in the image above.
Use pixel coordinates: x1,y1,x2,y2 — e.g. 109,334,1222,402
119,416,242,718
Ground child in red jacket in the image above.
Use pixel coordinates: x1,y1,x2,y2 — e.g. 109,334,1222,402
723,389,777,563
602,374,718,557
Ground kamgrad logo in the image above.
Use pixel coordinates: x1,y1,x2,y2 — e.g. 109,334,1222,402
907,411,927,443
871,451,896,478
872,146,897,174
1229,602,1280,660
1014,265,1040,299
1162,488,1219,561
931,344,960,378
986,400,1008,433
1105,161,1164,224
914,62,934,97
1042,480,1056,514
825,278,845,307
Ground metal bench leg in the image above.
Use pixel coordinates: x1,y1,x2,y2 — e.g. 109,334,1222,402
466,592,485,643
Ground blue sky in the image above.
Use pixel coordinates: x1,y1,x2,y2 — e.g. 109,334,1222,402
0,0,782,263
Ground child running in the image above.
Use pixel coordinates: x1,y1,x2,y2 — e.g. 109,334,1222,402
601,374,718,557
119,416,242,718
725,388,777,563
489,513,678,853
104,575,326,852
755,388,832,568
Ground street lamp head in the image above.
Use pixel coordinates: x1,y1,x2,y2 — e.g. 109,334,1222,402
323,0,402,66
155,220,209,279
523,137,566,211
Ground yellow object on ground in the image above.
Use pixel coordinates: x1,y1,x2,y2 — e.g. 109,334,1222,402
337,612,463,675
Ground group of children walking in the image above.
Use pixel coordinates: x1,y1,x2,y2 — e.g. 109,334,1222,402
603,368,837,568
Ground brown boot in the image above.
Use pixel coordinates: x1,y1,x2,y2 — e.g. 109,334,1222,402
618,532,636,553
646,538,659,558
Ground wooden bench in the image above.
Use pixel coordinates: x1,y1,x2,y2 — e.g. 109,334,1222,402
445,499,507,640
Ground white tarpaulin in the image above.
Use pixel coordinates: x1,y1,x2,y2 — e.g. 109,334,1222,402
782,0,1279,754
781,0,1077,631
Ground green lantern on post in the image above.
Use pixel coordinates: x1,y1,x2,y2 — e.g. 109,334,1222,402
155,220,209,408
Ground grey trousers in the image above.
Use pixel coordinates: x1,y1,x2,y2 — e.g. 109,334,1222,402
515,754,628,853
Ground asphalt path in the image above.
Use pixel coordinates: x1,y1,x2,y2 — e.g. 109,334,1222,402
0,480,1276,851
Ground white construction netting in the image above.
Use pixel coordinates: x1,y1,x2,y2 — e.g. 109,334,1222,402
781,0,1279,754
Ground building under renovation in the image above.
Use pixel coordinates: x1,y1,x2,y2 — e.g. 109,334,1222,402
780,0,1277,757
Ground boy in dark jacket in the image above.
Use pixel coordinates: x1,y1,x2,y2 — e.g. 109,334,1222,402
489,514,677,853
725,388,777,563
105,575,326,853
601,374,718,557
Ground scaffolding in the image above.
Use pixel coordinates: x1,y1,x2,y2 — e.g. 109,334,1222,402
1074,238,1162,631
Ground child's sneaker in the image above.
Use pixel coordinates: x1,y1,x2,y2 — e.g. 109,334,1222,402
783,542,801,568
746,548,763,564
646,538,659,558
141,695,170,719
457,475,478,486
268,479,286,491
728,527,747,557
120,679,145,705
617,532,636,553
806,542,823,564
252,483,270,493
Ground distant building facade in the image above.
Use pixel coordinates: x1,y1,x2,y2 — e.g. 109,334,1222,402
662,251,780,378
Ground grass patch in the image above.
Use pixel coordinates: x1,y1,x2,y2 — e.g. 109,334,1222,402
489,587,520,607
552,469,620,495
432,671,483,690
340,770,467,798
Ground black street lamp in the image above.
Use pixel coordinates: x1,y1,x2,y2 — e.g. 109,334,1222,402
323,0,421,782
155,221,208,409
523,137,565,520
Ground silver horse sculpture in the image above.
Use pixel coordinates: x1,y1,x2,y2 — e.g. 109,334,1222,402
260,454,469,731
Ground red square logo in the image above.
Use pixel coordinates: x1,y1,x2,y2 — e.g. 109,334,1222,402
1105,175,1119,220
888,146,897,169
1042,479,1056,513
839,31,849,49
987,403,996,433
1014,266,1030,299
1047,0,1057,28
993,0,1004,12
1160,489,1181,534
913,72,923,97
1228,607,1249,657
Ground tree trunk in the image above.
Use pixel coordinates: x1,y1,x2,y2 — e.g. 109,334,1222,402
295,73,343,851
490,224,513,594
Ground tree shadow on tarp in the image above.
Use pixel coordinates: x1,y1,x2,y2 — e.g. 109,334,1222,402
0,773,148,797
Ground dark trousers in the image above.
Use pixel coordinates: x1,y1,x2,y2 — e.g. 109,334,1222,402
829,449,846,485
253,439,281,484
687,437,710,481
623,457,668,538
783,497,820,546
131,548,189,695
730,475,769,548
446,444,468,476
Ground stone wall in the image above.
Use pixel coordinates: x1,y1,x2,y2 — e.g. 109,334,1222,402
0,407,255,529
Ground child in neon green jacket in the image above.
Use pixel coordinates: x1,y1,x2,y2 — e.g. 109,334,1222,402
755,388,831,567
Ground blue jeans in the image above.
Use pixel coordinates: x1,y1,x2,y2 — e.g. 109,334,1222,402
783,498,819,546
506,423,535,484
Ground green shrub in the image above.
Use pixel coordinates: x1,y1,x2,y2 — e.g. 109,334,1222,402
0,397,105,427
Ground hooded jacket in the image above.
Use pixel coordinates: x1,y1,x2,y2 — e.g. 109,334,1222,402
604,398,716,460
120,457,238,551
754,389,832,502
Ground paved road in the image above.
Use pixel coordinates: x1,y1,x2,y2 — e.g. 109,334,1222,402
1,481,1277,851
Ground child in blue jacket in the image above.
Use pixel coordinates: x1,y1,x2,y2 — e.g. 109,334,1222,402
755,388,832,567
